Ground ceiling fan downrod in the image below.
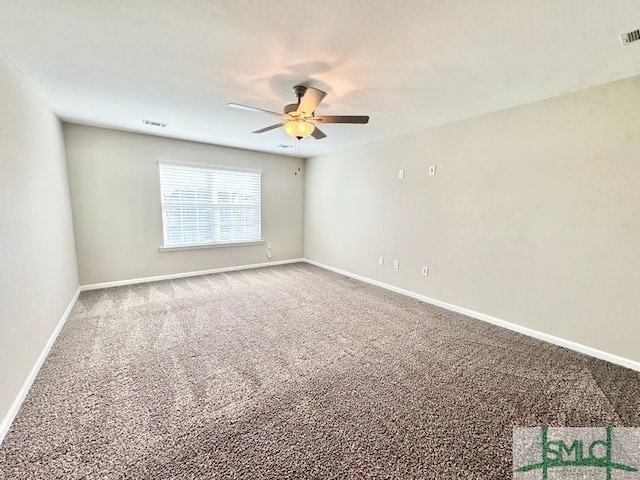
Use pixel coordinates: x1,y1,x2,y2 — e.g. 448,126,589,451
292,85,307,104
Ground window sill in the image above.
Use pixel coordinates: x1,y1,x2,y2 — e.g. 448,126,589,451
159,240,265,252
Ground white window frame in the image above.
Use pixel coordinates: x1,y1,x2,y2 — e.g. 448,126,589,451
158,160,264,251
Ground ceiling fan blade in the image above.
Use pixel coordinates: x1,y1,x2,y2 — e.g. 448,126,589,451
310,115,369,124
252,123,284,134
296,87,326,116
228,103,288,119
311,126,327,140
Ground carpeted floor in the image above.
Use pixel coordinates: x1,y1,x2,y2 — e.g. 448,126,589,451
0,263,638,479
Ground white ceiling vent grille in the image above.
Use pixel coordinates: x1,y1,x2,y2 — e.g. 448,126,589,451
142,119,167,127
620,29,640,45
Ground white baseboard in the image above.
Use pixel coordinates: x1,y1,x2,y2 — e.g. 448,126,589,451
0,287,81,446
80,258,306,290
303,258,640,373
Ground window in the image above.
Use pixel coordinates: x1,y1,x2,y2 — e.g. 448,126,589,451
159,162,262,248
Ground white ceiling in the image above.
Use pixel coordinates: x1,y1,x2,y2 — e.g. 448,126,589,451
1,0,639,158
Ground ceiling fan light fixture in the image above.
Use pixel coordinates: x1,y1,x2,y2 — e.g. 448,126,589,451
284,120,315,139
228,85,369,141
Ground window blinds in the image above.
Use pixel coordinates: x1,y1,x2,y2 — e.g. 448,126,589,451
159,162,261,247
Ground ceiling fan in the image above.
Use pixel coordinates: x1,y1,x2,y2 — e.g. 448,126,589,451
227,85,369,140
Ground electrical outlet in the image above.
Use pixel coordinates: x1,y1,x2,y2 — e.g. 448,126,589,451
398,169,405,179
421,266,429,276
267,251,272,259
429,165,436,176
393,260,399,269
378,257,384,265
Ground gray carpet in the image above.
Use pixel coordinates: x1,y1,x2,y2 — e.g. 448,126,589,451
0,263,638,479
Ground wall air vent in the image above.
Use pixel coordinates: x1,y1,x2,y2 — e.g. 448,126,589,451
142,119,167,127
620,29,640,45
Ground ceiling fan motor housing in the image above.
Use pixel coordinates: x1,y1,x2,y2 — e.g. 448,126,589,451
292,85,307,99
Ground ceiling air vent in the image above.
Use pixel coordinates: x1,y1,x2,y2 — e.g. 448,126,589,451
277,144,294,149
620,29,640,45
142,119,167,127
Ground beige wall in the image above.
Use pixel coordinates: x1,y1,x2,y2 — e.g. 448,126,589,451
64,124,304,285
304,75,640,363
0,55,79,425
